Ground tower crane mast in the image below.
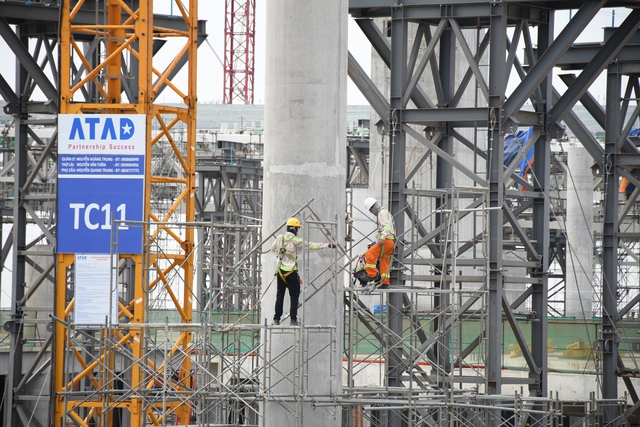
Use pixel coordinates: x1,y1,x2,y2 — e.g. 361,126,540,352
224,0,255,104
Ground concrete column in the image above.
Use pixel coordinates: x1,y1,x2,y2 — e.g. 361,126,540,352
263,1,346,426
565,144,594,318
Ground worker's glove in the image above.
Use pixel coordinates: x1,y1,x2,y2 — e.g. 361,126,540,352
377,239,384,247
328,243,337,248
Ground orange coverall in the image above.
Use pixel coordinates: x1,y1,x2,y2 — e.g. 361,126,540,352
365,208,395,284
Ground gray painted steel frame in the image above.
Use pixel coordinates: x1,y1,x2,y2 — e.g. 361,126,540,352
486,5,508,400
348,1,640,422
1,11,59,427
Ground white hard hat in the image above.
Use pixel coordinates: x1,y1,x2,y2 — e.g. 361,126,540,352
364,197,377,210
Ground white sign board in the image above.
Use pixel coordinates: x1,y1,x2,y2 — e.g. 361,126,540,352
73,254,118,325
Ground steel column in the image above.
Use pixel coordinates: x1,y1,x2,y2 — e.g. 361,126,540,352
4,30,29,427
487,3,506,396
433,22,455,385
387,7,408,427
601,63,622,427
530,10,552,401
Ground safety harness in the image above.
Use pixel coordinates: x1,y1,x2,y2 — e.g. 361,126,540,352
276,234,298,282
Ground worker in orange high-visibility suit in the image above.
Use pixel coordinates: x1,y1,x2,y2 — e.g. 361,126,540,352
363,197,395,289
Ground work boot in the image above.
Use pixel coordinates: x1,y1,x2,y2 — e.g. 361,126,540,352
364,281,389,294
290,319,299,326
272,319,280,325
367,278,381,287
363,282,378,294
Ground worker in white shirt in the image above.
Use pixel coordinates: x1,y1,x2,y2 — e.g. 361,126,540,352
363,197,395,290
270,217,335,326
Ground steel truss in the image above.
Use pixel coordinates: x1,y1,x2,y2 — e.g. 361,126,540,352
346,0,640,425
2,0,640,426
0,1,204,426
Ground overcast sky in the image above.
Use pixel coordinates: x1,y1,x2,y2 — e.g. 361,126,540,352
185,4,629,106
0,3,632,106
188,1,373,105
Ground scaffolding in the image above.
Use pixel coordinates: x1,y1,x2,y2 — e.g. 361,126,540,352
5,125,639,426
4,1,640,426
48,192,640,426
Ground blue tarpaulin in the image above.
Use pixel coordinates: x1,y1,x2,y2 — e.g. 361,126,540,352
504,127,534,187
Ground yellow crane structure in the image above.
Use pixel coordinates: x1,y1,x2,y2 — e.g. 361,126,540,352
54,1,198,425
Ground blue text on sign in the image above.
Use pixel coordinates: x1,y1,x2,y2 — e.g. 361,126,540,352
68,117,136,140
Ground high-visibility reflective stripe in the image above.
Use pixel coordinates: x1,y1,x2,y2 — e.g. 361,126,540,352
276,234,300,273
381,274,390,278
365,263,377,269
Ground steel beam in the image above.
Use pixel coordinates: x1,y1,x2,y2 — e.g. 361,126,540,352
560,73,639,156
404,124,486,186
356,18,435,109
0,73,19,114
502,0,606,122
549,9,640,126
348,52,389,124
452,30,490,108
0,18,57,101
402,19,446,107
350,1,550,24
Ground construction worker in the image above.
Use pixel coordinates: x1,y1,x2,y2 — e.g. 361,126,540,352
363,197,395,289
270,217,336,326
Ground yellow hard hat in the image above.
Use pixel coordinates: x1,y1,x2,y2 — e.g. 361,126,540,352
286,217,301,228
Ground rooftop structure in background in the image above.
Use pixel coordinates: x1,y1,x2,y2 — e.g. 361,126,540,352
0,104,371,133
